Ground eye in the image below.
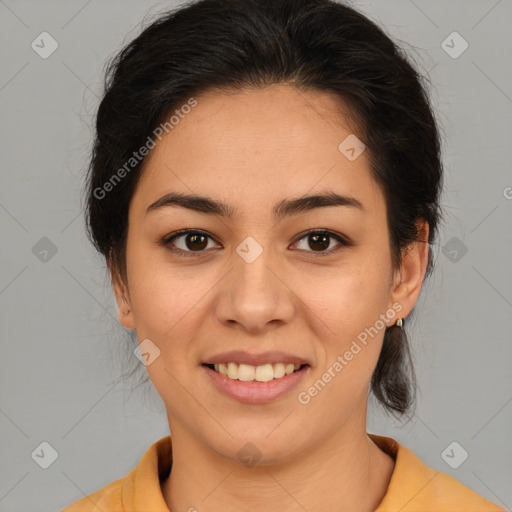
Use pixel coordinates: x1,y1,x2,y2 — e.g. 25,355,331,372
161,228,353,257
292,229,353,256
161,229,220,257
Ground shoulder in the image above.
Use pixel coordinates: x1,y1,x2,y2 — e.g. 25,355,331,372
371,434,505,512
61,475,126,511
61,435,172,512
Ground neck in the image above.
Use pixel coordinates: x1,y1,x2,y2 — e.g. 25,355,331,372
162,415,394,512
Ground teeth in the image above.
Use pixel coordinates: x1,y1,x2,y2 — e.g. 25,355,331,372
273,362,285,379
227,362,239,379
255,363,274,382
238,364,255,381
210,361,304,381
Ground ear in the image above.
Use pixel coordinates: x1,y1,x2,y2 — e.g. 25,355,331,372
108,258,136,330
388,219,430,320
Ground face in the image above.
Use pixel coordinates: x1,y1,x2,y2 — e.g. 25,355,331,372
112,83,426,465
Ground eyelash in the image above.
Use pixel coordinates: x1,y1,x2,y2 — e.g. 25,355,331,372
160,228,353,258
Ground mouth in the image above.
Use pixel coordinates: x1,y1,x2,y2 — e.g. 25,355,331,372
203,362,309,382
202,361,310,404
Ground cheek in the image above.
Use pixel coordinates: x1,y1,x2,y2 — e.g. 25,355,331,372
293,267,391,425
295,250,392,397
299,256,392,333
125,259,206,398
124,239,203,341
129,269,204,341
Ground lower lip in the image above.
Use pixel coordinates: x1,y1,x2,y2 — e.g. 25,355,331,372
202,365,310,404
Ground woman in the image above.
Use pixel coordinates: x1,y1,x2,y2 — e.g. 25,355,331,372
62,0,503,510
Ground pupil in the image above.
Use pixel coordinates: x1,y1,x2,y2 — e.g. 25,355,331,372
187,233,207,251
310,233,329,251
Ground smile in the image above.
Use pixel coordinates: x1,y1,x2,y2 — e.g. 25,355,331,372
205,362,306,382
202,363,310,404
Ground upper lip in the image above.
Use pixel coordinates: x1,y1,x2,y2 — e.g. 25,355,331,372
203,350,310,367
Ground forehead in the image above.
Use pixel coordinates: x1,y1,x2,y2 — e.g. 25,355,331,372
131,84,384,219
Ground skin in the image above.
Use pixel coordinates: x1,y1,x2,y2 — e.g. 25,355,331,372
111,83,429,512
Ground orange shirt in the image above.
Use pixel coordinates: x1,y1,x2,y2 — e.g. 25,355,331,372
61,434,504,511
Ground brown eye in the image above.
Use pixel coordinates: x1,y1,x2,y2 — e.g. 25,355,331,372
162,229,219,256
293,230,352,256
184,232,208,251
308,233,330,251
162,228,352,258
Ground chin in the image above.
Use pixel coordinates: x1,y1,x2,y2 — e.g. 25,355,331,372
204,427,306,468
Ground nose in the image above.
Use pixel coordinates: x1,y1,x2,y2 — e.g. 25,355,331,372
214,238,295,334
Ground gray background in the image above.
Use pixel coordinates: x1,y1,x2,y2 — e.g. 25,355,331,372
0,1,511,511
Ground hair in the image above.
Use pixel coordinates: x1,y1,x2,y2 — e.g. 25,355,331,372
84,0,443,415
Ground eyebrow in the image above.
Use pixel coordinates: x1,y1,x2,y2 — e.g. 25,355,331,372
146,190,364,221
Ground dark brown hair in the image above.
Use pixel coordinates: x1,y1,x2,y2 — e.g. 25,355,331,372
84,0,443,415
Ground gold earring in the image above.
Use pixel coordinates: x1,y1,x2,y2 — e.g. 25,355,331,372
395,318,403,328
